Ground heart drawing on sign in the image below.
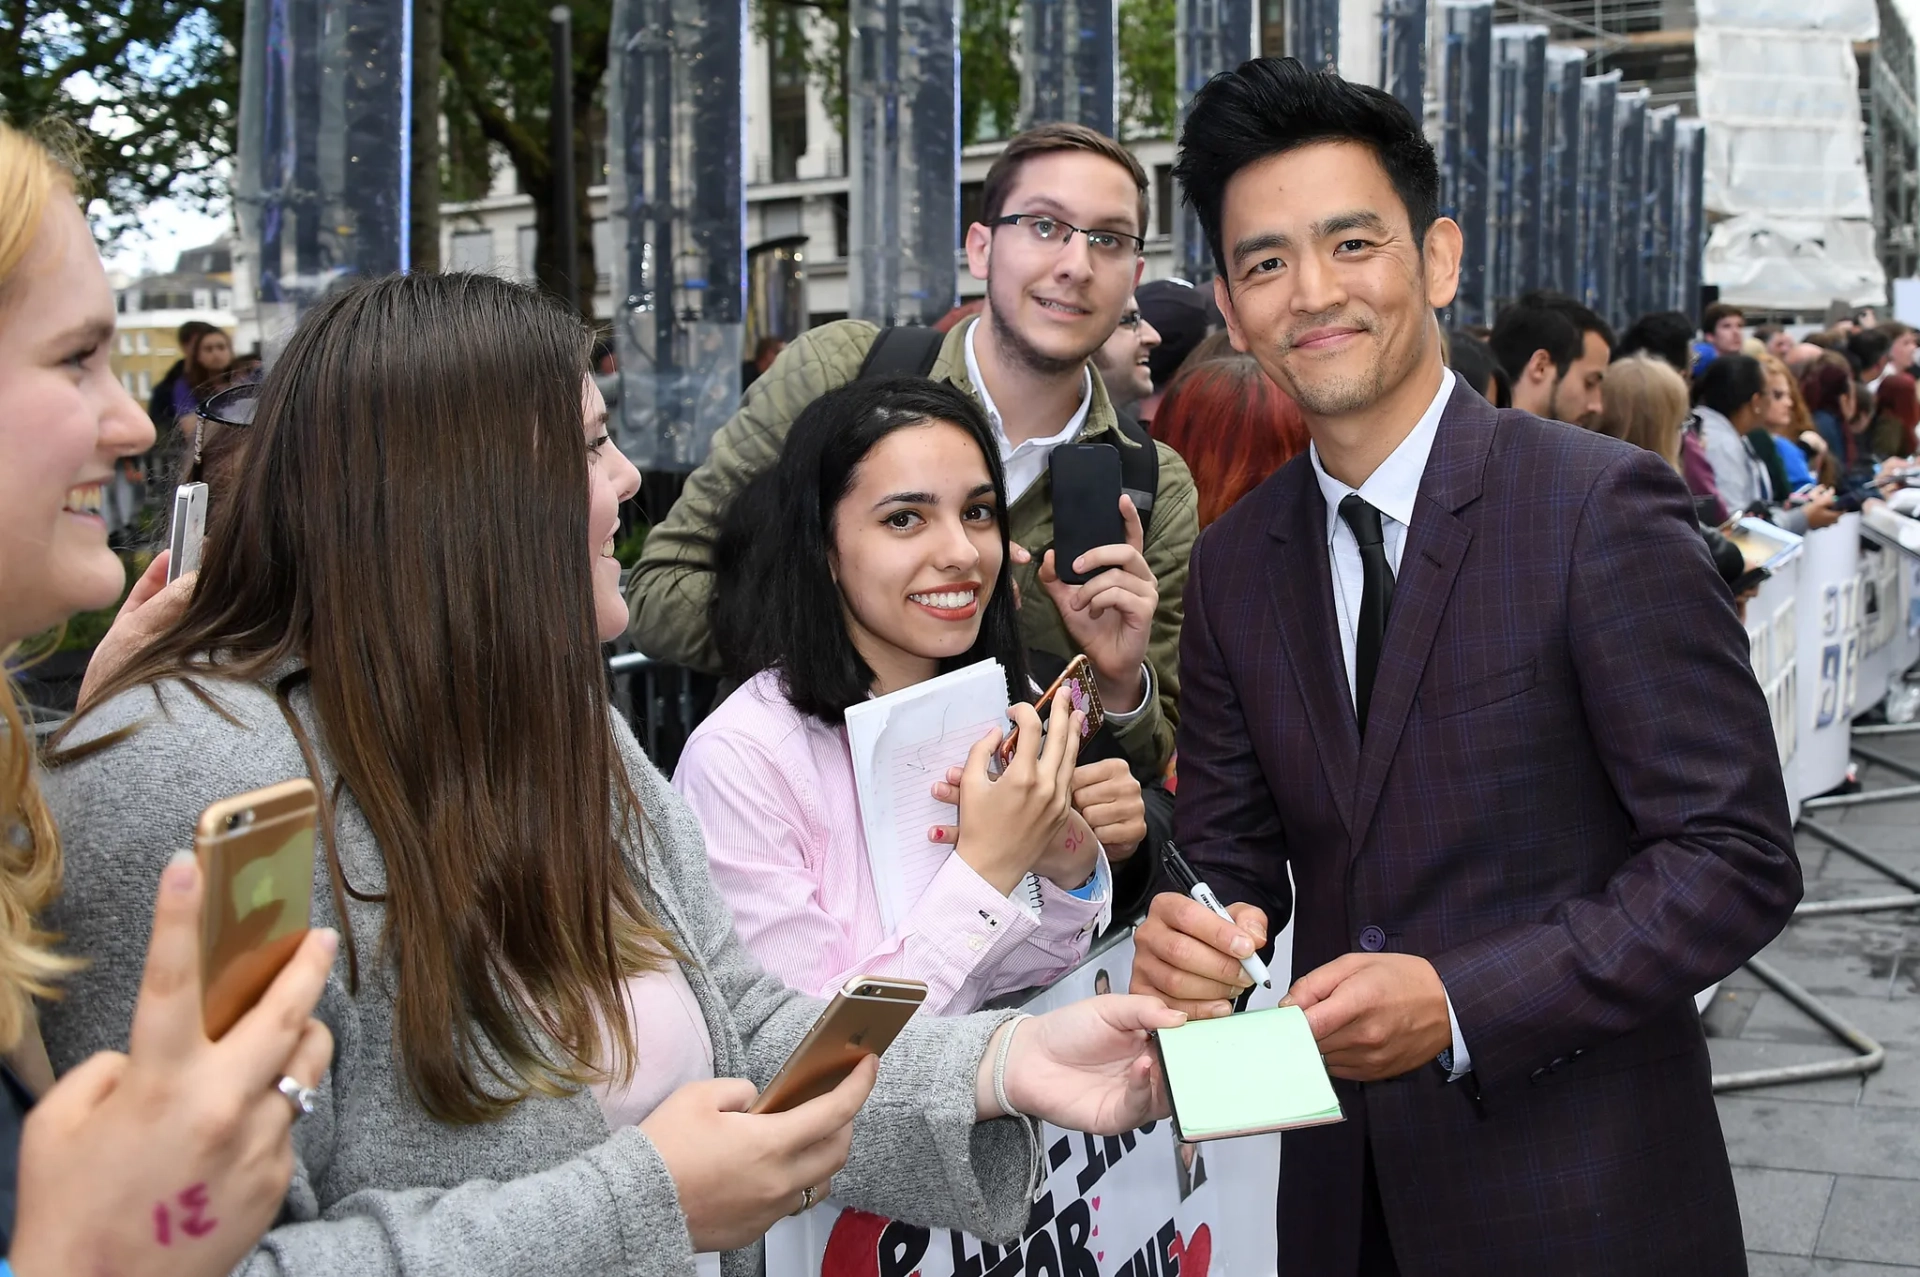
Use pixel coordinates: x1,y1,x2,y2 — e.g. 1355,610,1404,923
1169,1224,1213,1277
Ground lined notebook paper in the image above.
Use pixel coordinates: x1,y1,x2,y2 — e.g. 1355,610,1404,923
843,659,1012,933
1155,1005,1345,1141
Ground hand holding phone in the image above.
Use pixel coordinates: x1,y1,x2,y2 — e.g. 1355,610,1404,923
640,1059,877,1252
996,653,1104,769
750,976,927,1113
195,779,318,1038
1050,445,1126,585
167,482,208,583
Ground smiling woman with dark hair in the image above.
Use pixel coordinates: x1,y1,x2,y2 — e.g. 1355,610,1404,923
683,375,1143,1015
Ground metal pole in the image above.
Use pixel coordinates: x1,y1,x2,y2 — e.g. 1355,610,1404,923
1854,721,1920,736
1710,956,1886,1093
1852,742,1920,782
1794,894,1920,917
551,4,579,314
1798,818,1920,892
1803,782,1920,809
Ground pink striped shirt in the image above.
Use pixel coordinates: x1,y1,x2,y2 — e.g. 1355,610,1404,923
672,671,1106,1015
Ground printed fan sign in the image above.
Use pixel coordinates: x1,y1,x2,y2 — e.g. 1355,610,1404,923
765,935,1283,1277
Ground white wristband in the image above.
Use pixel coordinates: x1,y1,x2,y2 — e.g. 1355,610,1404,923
993,1014,1031,1119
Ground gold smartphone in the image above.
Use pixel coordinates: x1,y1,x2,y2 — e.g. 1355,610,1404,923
749,976,928,1114
996,653,1105,768
194,779,318,1039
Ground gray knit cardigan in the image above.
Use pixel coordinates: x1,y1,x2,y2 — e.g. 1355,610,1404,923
38,673,1038,1276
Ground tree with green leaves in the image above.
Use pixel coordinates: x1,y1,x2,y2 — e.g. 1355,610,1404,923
440,0,605,314
959,0,1018,144
1118,0,1175,140
0,0,243,242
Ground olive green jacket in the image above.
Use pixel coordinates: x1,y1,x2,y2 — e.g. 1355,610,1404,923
626,317,1197,770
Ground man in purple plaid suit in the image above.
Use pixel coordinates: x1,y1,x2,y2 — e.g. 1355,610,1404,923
1129,59,1800,1275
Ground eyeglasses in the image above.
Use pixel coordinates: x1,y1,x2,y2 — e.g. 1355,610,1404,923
991,213,1146,260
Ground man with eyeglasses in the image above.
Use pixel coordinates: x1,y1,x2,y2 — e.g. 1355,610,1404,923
628,123,1197,799
1091,296,1162,415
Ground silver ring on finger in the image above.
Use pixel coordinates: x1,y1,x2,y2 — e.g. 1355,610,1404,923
793,1184,819,1215
276,1074,318,1120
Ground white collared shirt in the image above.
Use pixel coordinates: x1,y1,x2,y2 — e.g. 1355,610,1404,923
1306,367,1474,1080
965,318,1092,504
1309,369,1454,702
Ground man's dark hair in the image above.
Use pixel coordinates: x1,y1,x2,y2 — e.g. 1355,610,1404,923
1702,301,1744,331
712,376,1028,721
1693,352,1766,417
1172,57,1439,282
1848,327,1893,372
1615,311,1696,374
1489,291,1613,382
981,122,1150,239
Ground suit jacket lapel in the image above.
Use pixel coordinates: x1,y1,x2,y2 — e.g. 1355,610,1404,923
1265,465,1359,836
1348,382,1496,854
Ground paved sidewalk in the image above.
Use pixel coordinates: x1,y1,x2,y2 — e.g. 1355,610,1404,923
1707,728,1920,1275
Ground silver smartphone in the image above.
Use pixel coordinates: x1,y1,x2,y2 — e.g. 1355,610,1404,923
168,482,208,582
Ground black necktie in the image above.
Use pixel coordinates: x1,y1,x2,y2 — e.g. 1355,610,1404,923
1338,494,1396,734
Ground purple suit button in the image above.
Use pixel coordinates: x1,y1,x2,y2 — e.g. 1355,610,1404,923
1358,925,1387,952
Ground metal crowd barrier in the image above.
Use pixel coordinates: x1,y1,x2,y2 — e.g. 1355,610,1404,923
604,648,719,774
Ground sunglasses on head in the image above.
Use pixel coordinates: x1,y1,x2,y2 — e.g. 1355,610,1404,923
198,379,261,428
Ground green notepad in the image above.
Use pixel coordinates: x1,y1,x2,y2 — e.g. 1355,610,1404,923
1154,1004,1345,1141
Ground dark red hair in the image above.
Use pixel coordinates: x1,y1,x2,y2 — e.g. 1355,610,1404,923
1149,353,1310,527
1877,371,1919,456
1800,361,1853,418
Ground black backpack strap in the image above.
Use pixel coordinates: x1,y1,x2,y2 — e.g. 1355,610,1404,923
856,325,947,381
1111,407,1159,539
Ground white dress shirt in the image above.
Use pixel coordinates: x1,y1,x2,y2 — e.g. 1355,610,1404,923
966,318,1092,504
1307,367,1474,1080
964,318,1152,719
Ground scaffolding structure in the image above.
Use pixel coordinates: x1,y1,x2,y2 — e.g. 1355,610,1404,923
1868,0,1920,283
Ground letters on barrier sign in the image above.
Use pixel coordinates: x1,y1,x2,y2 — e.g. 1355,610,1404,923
765,935,1277,1277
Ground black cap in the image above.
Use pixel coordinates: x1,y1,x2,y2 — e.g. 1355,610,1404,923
1137,278,1220,391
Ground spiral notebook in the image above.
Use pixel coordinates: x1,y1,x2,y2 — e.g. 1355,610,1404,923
843,658,1018,932
1154,1005,1344,1142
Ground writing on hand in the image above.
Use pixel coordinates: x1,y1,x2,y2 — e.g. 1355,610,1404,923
152,1182,219,1246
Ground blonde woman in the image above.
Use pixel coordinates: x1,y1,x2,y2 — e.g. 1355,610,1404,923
1596,352,1690,470
0,122,337,1274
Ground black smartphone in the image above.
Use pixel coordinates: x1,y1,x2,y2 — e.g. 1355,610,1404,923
1049,443,1125,585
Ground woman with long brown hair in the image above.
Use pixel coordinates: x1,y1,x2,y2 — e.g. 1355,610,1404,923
0,120,336,1275
42,270,1179,1274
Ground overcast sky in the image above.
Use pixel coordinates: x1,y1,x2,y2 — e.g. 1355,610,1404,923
101,195,232,279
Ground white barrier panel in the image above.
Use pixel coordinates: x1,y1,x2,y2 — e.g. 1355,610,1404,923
1853,530,1906,714
1745,554,1802,823
1793,515,1863,799
766,933,1289,1277
1860,513,1920,701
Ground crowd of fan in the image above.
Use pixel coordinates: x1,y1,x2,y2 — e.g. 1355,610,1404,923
2,63,1918,1275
